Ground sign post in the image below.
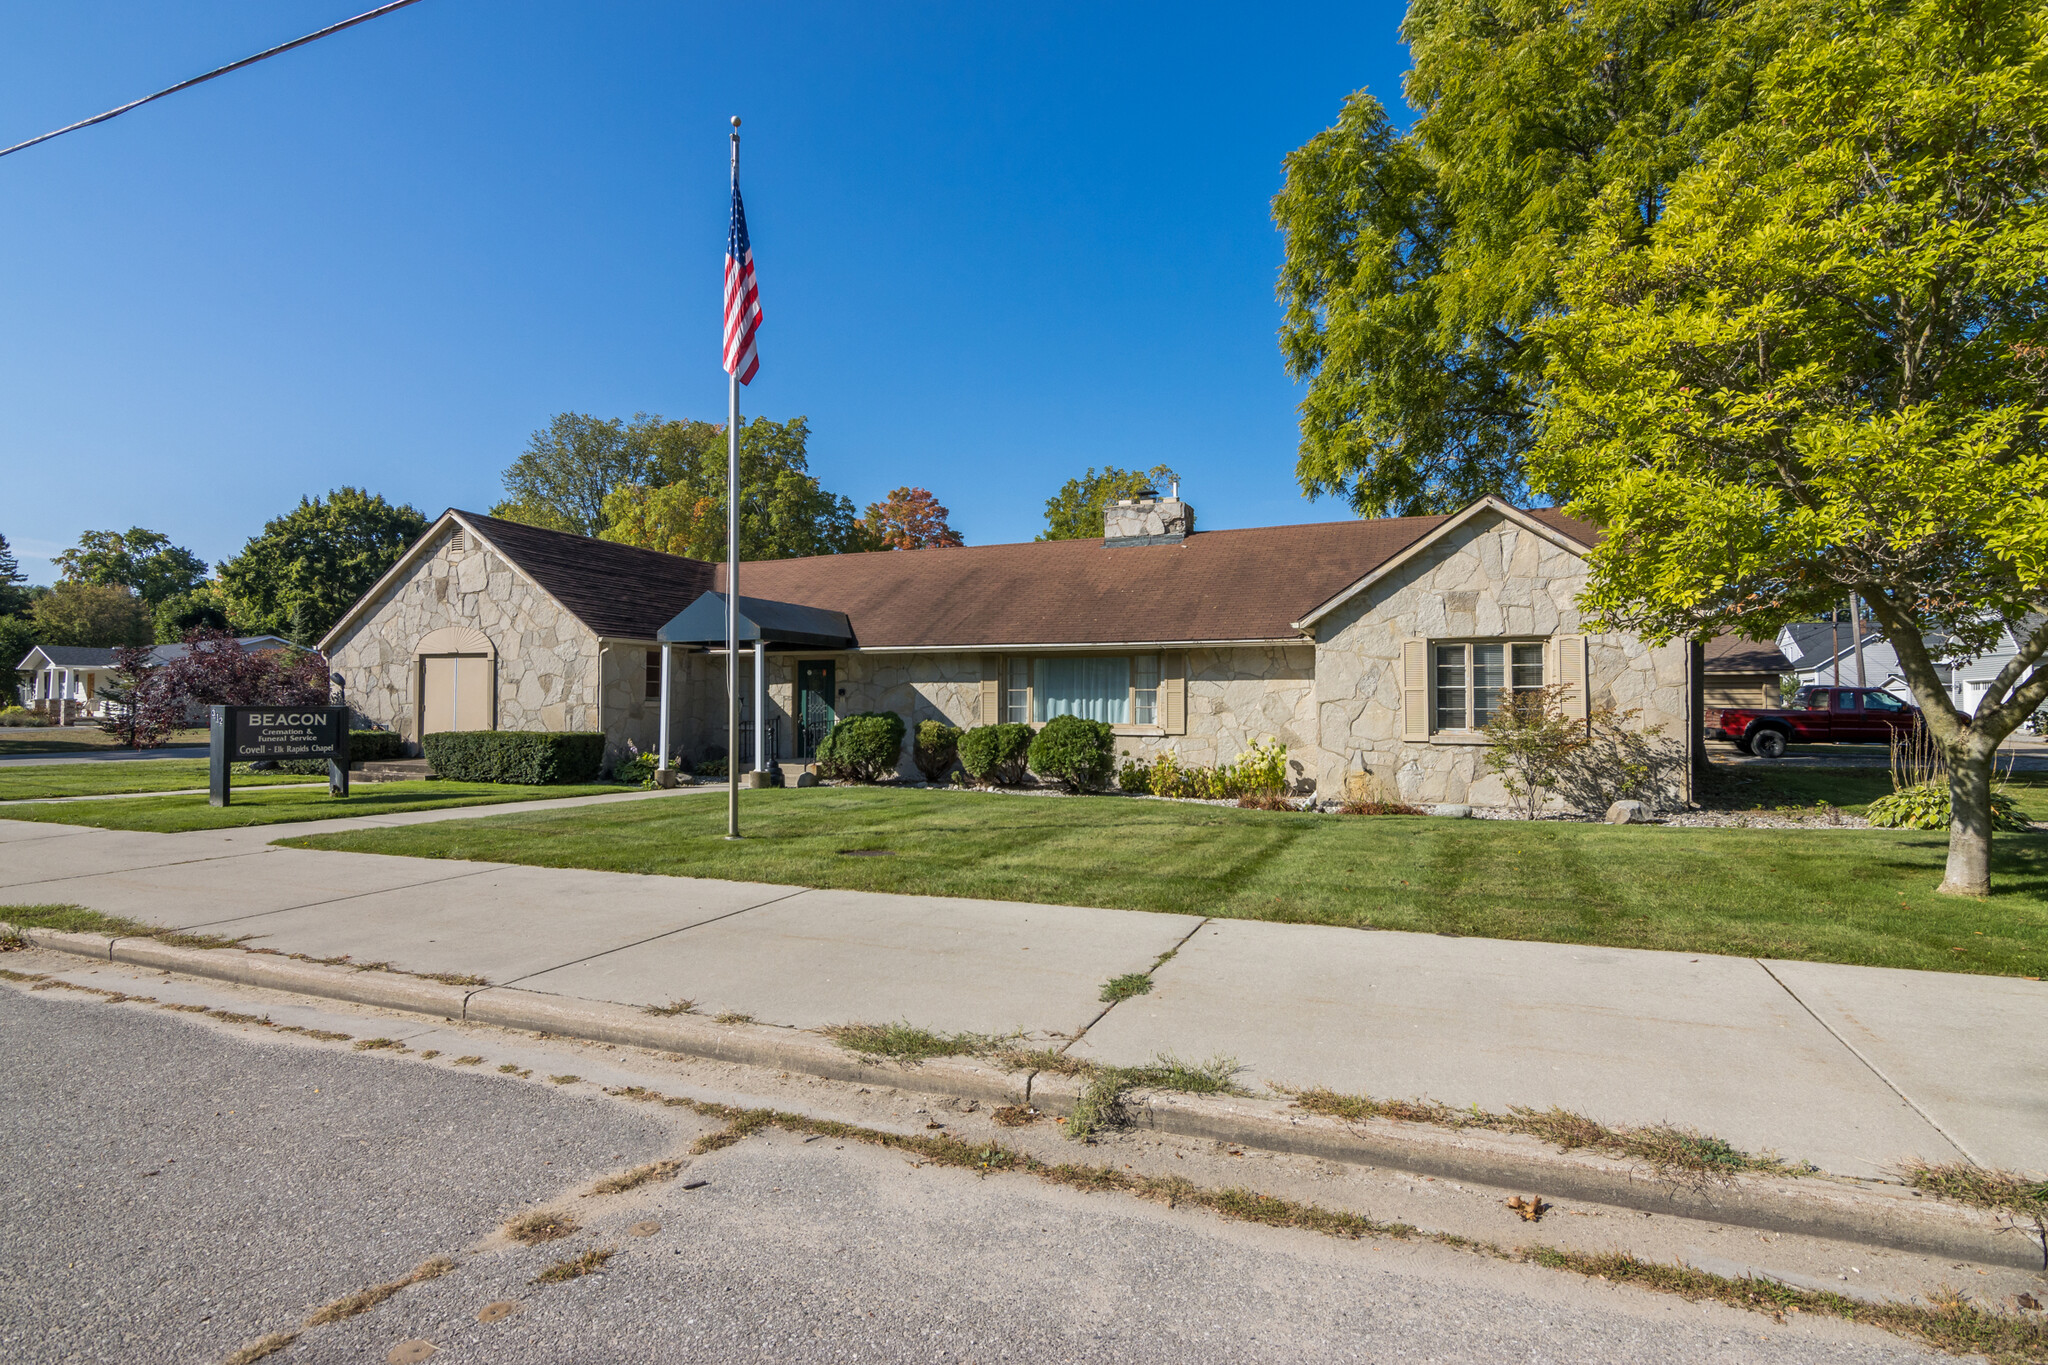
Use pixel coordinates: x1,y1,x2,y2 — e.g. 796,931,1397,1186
208,705,351,807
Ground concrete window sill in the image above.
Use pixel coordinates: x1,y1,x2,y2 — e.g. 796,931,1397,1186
1428,731,1492,746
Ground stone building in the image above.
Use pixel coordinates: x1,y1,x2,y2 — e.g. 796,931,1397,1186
318,493,1697,806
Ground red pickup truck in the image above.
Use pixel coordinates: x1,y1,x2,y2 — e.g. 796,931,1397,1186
1714,686,1921,758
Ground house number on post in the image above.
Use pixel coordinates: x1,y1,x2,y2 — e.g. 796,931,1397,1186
208,705,351,807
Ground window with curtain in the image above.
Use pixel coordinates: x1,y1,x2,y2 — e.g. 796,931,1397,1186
1433,641,1546,730
1032,656,1132,723
1131,655,1160,724
1005,658,1031,723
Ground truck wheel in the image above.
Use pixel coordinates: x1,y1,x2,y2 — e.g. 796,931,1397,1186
1751,729,1787,760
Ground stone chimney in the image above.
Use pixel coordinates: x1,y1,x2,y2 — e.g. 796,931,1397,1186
1102,482,1194,546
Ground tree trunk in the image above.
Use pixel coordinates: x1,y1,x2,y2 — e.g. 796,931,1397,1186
1938,743,1995,897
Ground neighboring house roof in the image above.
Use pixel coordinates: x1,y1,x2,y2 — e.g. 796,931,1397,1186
14,636,297,673
151,635,293,662
17,644,119,669
1702,634,1791,675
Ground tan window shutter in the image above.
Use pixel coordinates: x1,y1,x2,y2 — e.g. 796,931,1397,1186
1161,651,1186,734
1400,640,1428,740
979,655,1001,724
1555,634,1589,720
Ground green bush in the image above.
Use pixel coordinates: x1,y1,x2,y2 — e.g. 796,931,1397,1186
958,723,1033,786
1028,714,1116,793
913,721,962,782
421,731,606,784
814,712,906,783
696,756,728,779
0,705,50,727
348,729,407,763
1865,782,2029,832
1117,740,1290,800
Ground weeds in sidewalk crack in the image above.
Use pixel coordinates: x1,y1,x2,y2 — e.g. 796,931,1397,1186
1066,1056,1245,1140
1099,973,1154,1004
219,1329,298,1364
714,1011,755,1025
533,1247,614,1284
502,1209,577,1245
584,1159,684,1196
303,1255,454,1326
595,1083,2048,1362
451,1055,484,1065
1276,1085,1807,1181
353,1038,406,1053
643,998,698,1016
822,1021,1012,1063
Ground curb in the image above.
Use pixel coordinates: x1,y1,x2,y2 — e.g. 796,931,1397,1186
11,924,2038,1272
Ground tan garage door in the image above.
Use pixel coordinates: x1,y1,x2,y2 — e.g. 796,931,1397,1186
421,655,493,733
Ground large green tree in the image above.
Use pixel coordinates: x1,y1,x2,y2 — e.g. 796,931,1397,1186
598,415,876,561
54,527,207,605
1529,0,2048,896
217,489,430,644
30,582,151,648
1273,0,1785,516
0,533,31,618
491,413,650,536
1038,465,1176,541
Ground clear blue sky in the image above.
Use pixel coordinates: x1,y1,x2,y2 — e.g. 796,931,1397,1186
1,1,1412,583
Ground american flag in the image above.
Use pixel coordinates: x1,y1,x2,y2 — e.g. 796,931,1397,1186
723,166,762,385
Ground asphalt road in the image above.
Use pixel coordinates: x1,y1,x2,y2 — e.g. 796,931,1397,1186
0,985,1933,1365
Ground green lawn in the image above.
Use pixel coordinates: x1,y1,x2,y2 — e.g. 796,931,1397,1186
0,726,209,757
1701,765,2048,820
278,785,2048,978
0,780,627,831
0,758,318,802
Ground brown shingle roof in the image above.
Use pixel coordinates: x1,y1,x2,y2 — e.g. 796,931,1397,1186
461,503,1597,649
459,511,716,641
1703,633,1793,674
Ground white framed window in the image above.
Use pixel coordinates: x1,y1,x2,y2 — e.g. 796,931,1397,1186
1000,654,1166,728
1432,641,1545,730
1005,658,1031,723
1132,654,1160,725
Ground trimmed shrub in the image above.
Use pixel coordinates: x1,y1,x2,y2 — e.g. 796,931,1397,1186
348,729,407,763
1865,782,2029,832
913,721,962,782
1028,714,1116,793
958,723,1033,786
421,731,606,785
0,706,50,727
814,711,906,783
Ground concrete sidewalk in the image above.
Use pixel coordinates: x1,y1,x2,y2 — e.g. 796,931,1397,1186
3,793,2043,1181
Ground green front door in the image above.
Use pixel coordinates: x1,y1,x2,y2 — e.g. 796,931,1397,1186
796,660,836,759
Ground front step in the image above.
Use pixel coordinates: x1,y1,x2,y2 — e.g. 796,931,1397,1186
355,758,433,782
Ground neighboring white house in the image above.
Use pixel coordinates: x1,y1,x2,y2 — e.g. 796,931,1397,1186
11,637,295,719
1776,622,1951,703
1943,615,2047,718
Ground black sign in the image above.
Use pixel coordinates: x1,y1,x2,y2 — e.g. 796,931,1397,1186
209,705,351,807
229,707,345,760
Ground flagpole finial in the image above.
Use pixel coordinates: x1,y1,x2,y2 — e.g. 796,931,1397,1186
730,116,741,130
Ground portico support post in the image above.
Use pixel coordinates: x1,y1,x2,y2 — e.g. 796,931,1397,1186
657,643,672,771
753,642,767,773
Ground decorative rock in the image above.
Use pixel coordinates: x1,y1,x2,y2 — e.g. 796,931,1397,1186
1431,803,1473,818
1606,799,1650,824
795,772,819,788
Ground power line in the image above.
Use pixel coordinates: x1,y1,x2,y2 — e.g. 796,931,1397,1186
0,0,429,161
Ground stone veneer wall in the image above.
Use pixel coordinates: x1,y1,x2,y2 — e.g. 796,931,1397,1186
1309,509,1691,807
326,525,601,749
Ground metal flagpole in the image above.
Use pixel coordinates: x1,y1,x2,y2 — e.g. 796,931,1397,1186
726,117,742,840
